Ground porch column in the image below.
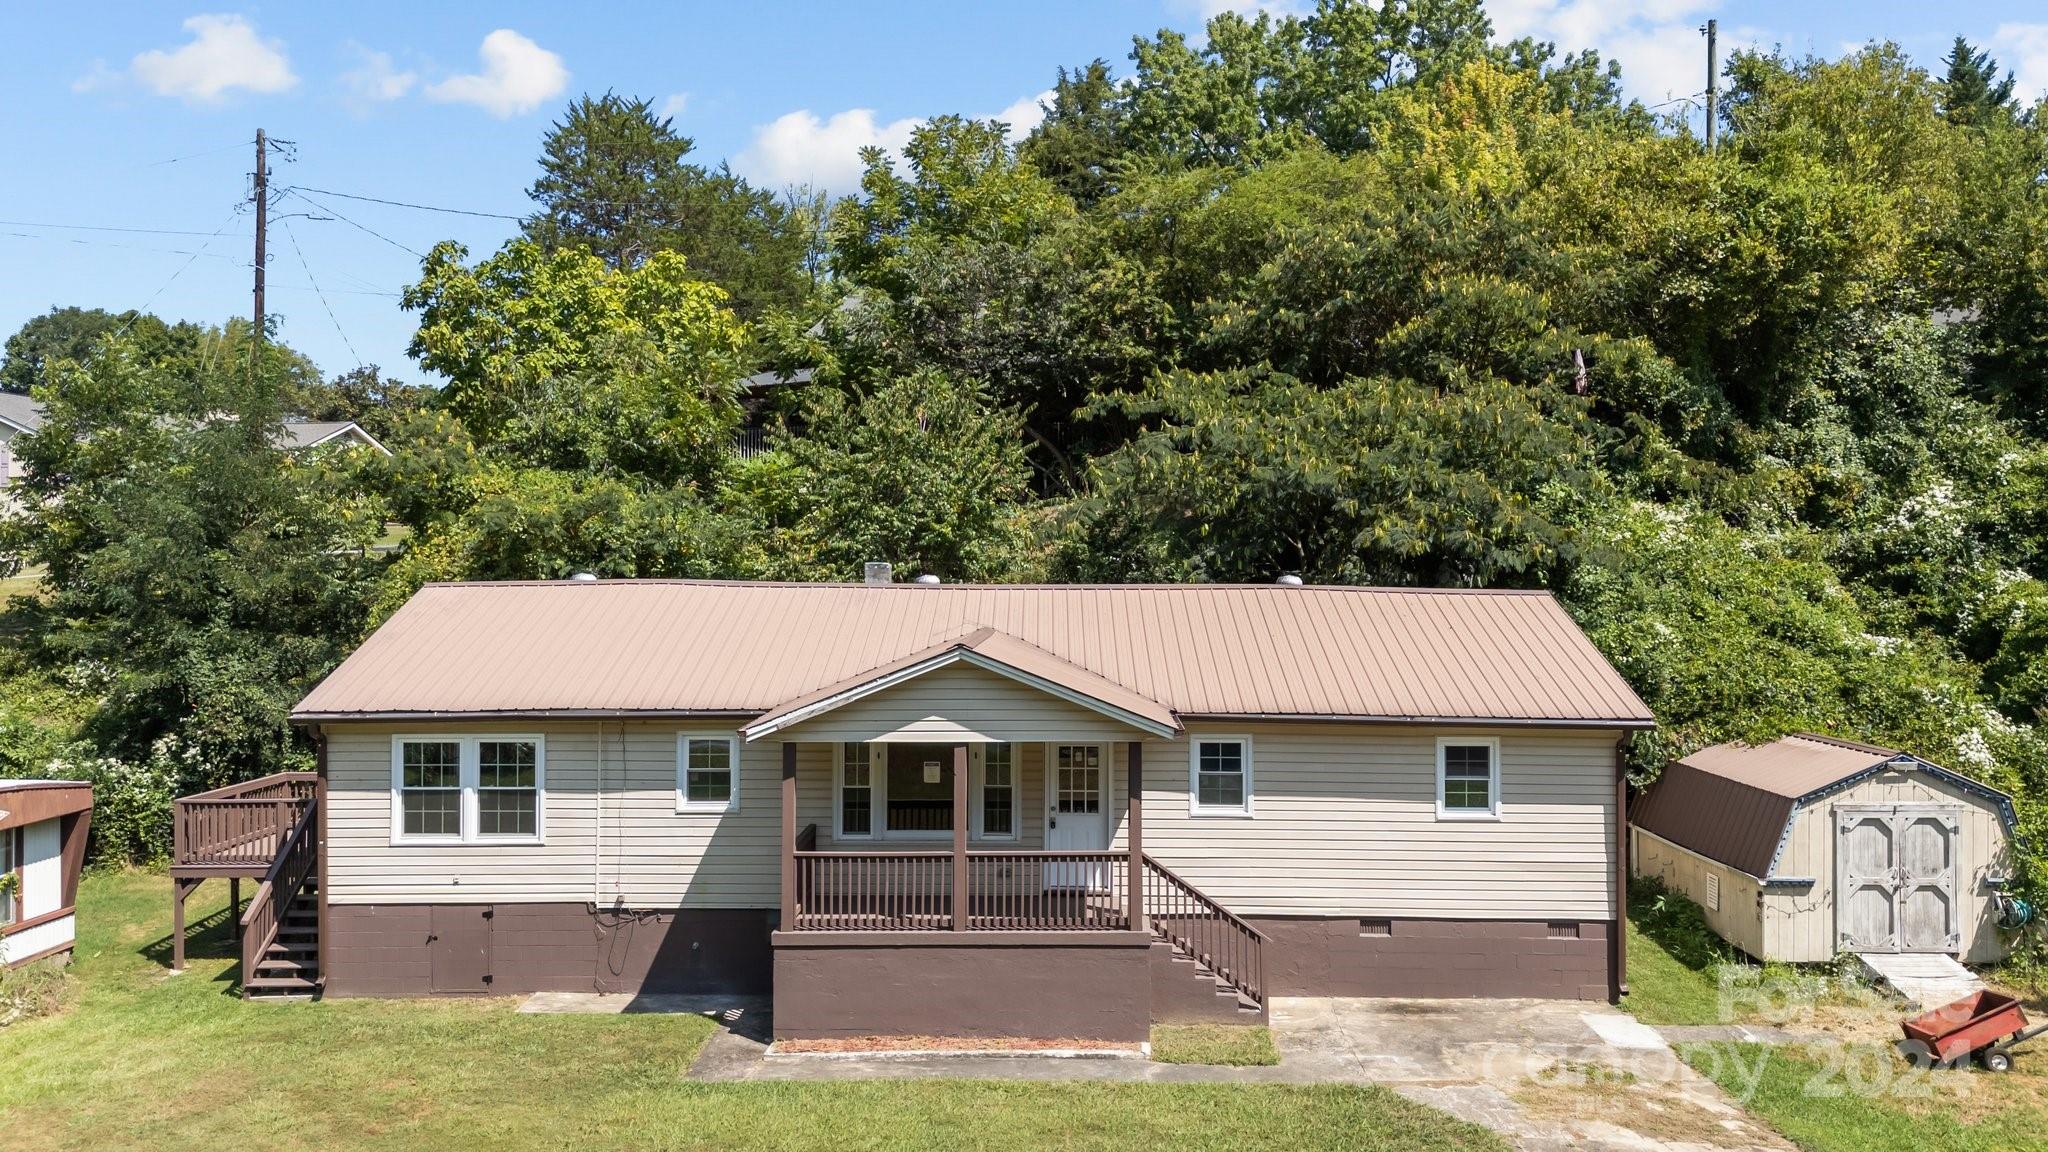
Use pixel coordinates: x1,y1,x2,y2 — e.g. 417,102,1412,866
781,742,797,931
951,744,969,932
1127,740,1145,932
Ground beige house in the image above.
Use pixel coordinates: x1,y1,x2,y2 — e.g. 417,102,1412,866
1632,734,2019,965
176,577,1654,1039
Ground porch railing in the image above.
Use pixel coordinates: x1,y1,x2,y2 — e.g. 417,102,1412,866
172,772,319,871
237,796,318,984
1143,855,1266,1009
788,839,1133,932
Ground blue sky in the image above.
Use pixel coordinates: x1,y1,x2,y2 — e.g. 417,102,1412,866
3,2,2045,385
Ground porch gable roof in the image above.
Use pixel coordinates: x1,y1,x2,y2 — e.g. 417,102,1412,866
740,626,1181,741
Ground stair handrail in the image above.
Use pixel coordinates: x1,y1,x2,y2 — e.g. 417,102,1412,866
237,796,319,989
1141,853,1267,1008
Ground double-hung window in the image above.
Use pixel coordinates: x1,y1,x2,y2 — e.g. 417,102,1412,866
1437,738,1500,819
1189,736,1253,816
677,734,740,813
392,735,544,843
0,827,18,926
978,743,1017,839
837,743,874,837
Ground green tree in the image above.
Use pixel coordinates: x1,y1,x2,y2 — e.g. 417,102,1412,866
0,307,203,395
1939,36,2017,126
523,93,817,316
1,334,383,785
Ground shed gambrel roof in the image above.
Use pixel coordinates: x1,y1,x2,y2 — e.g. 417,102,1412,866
293,580,1655,728
1632,734,2019,880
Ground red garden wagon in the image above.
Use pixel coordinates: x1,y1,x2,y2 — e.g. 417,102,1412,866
1901,991,2048,1072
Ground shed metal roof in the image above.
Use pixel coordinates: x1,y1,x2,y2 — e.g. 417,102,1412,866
293,580,1655,727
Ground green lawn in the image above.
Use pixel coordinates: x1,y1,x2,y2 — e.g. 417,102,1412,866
1150,1023,1281,1065
0,872,1506,1152
1623,877,2048,1152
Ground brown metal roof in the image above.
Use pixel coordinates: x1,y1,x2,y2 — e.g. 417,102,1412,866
1632,734,1902,878
0,780,92,830
292,580,1655,726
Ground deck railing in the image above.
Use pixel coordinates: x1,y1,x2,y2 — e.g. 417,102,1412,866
1143,855,1266,1009
788,841,1133,932
172,772,318,871
237,797,318,983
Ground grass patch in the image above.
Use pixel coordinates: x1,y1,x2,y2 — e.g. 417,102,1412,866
1514,1062,1751,1148
0,955,71,1026
1625,876,2048,1151
1151,1023,1280,1066
0,871,1504,1151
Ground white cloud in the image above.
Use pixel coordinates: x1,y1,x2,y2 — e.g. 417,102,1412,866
734,90,1053,193
736,108,921,191
425,29,567,118
1994,23,2048,104
659,92,690,120
341,45,415,105
118,14,296,103
1488,1,1756,106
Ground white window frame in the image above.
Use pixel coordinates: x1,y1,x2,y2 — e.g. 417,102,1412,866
973,743,1020,841
0,826,18,925
389,734,546,846
1436,736,1501,820
676,732,742,814
1187,735,1255,817
833,741,877,840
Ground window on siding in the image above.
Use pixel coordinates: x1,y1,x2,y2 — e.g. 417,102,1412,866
399,740,462,838
677,735,739,813
981,743,1016,838
0,827,17,925
1437,740,1499,818
477,741,538,838
840,743,873,837
1189,737,1252,815
393,736,544,843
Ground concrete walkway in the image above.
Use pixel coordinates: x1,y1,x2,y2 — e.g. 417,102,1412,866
679,996,1792,1152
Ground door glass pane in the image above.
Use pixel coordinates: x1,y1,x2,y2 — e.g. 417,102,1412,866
1055,745,1100,814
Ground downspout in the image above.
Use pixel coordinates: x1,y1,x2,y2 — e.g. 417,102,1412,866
1612,737,1630,1004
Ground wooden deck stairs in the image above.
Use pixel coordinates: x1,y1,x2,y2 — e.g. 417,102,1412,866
243,879,321,998
169,772,323,1000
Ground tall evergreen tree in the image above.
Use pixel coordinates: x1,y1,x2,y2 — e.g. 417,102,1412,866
1939,36,2016,125
522,93,816,317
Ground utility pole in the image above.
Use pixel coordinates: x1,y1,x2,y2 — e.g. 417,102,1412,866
1701,20,1718,150
252,127,268,338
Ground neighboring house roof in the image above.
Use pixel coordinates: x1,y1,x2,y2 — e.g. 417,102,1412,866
280,420,390,455
1632,734,2018,880
0,392,42,434
292,580,1655,728
739,366,816,391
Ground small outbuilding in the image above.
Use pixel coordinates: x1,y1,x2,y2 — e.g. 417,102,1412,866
0,780,94,968
1631,734,2018,964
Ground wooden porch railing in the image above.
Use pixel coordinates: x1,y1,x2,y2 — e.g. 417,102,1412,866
172,772,319,872
237,797,318,987
788,839,1133,932
1142,854,1266,1009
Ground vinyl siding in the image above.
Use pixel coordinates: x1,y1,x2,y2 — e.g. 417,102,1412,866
324,720,1622,920
775,662,1142,745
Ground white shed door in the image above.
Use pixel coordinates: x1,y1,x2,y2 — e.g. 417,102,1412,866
1836,805,1960,954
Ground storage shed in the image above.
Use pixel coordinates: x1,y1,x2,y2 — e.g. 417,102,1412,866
0,780,93,968
1631,734,2018,964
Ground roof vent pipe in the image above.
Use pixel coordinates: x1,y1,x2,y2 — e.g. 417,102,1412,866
864,562,893,585
914,573,941,585
569,572,600,583
1276,573,1304,586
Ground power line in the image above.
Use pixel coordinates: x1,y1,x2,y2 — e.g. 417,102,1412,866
282,184,523,221
0,229,248,263
138,140,253,169
280,218,363,366
125,204,248,326
0,218,245,238
283,189,428,259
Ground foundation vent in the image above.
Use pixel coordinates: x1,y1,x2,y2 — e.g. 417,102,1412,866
1547,922,1580,939
1358,918,1393,937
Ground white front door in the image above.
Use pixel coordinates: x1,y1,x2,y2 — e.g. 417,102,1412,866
1046,743,1109,888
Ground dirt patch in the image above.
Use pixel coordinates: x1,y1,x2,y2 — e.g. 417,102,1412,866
1515,1062,1757,1149
773,1035,1141,1054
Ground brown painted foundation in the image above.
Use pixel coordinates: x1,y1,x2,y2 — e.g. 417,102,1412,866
323,903,774,997
1252,916,1616,1002
770,931,1155,1041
